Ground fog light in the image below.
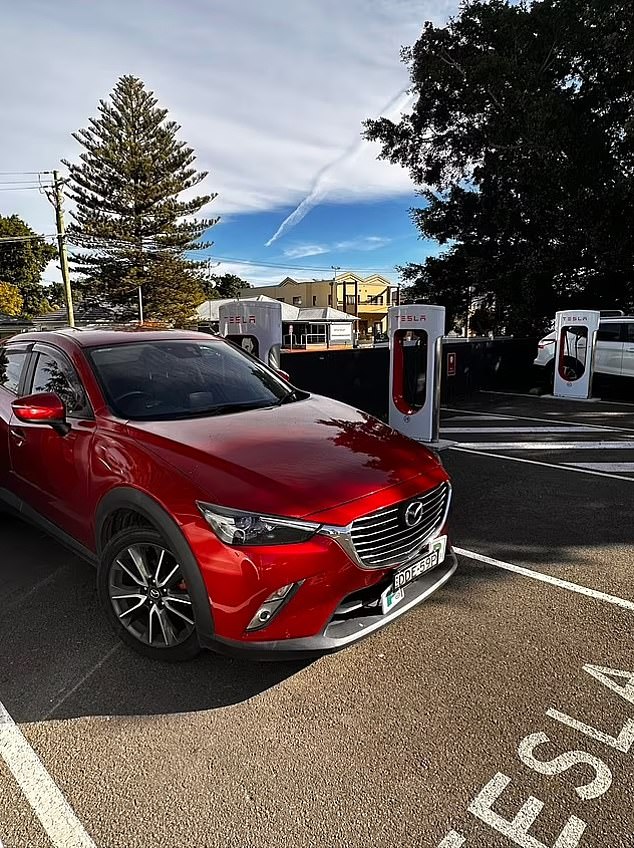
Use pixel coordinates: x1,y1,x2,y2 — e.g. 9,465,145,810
246,582,300,632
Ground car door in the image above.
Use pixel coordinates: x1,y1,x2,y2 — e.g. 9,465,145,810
622,322,634,378
0,342,32,495
594,322,625,376
8,343,96,548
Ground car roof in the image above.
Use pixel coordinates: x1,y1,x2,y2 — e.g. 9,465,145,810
603,315,634,321
10,328,221,348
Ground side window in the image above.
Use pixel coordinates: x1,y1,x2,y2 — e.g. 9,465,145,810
627,323,634,343
0,348,28,395
597,323,623,342
31,351,91,418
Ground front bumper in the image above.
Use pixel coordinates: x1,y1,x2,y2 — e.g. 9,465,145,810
202,548,458,659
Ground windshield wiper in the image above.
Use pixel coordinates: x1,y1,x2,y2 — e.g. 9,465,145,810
193,401,271,417
274,389,299,406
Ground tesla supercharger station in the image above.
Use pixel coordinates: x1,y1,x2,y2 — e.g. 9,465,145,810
219,300,283,369
553,309,600,400
388,304,446,444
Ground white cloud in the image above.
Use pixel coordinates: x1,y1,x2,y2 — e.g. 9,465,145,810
282,235,392,258
283,245,331,259
337,236,392,252
0,0,458,240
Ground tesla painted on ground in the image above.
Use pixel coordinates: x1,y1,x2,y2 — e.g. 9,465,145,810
0,329,456,661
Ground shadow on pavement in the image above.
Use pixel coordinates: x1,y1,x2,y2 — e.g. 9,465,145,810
0,513,309,724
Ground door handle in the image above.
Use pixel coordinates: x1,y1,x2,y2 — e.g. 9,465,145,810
9,427,25,447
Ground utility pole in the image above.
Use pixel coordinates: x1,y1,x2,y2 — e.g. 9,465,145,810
52,171,75,327
138,286,144,324
331,265,340,310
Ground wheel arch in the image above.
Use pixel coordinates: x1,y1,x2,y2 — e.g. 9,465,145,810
95,487,214,641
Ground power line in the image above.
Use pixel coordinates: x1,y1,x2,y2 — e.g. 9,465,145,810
0,185,54,192
0,170,53,175
207,253,398,274
0,234,59,243
0,180,54,186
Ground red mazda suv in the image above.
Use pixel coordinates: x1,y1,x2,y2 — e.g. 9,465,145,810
0,329,456,661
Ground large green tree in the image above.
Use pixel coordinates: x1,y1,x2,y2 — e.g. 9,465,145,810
0,215,57,317
63,75,218,326
365,0,634,334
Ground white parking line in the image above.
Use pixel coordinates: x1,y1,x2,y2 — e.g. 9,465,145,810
440,426,611,434
562,462,634,473
443,406,634,433
450,445,634,482
443,415,511,422
452,440,634,450
43,643,121,721
454,547,634,612
0,700,96,848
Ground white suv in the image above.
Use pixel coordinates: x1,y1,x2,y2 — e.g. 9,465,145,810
534,316,634,383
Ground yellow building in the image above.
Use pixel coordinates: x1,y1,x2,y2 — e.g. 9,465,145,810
240,272,397,338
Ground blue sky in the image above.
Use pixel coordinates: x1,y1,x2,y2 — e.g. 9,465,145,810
210,197,446,284
0,0,459,287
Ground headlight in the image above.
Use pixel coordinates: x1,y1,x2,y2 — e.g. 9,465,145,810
197,502,320,546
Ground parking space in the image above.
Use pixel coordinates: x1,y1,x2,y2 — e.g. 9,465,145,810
1,392,633,848
442,392,634,481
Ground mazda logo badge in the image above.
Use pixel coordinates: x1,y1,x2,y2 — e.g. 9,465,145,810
404,500,424,528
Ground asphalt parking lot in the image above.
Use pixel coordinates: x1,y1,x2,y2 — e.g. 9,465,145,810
1,391,633,848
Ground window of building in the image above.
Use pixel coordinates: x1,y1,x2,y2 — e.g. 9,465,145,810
345,294,356,305
312,296,317,306
0,348,28,394
277,298,285,303
30,351,92,418
328,295,332,306
293,296,302,306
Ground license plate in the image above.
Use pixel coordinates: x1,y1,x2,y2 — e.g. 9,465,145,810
380,535,447,615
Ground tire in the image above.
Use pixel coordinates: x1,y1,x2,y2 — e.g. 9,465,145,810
98,527,202,662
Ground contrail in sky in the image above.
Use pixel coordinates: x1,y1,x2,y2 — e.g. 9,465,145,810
264,88,415,247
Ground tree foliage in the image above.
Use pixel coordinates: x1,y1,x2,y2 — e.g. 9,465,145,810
0,281,23,317
63,75,218,326
204,272,252,300
0,215,57,317
43,282,67,310
365,0,634,334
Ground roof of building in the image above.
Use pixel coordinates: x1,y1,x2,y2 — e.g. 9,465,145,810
196,296,357,324
0,313,32,327
196,295,300,322
32,303,134,328
298,307,357,322
265,273,395,287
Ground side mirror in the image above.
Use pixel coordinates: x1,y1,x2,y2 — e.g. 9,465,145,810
12,393,70,435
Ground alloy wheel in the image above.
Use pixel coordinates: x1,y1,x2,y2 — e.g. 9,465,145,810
108,543,195,648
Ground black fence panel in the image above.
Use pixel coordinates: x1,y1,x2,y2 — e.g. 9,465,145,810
441,338,538,404
281,338,538,418
280,347,390,418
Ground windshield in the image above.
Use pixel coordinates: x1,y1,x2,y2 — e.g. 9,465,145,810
88,339,293,420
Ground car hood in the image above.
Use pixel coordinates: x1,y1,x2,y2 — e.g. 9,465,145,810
126,396,446,519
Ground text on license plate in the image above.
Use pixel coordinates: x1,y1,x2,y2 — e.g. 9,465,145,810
381,536,448,614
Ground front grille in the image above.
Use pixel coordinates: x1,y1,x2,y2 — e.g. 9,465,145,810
349,482,450,569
